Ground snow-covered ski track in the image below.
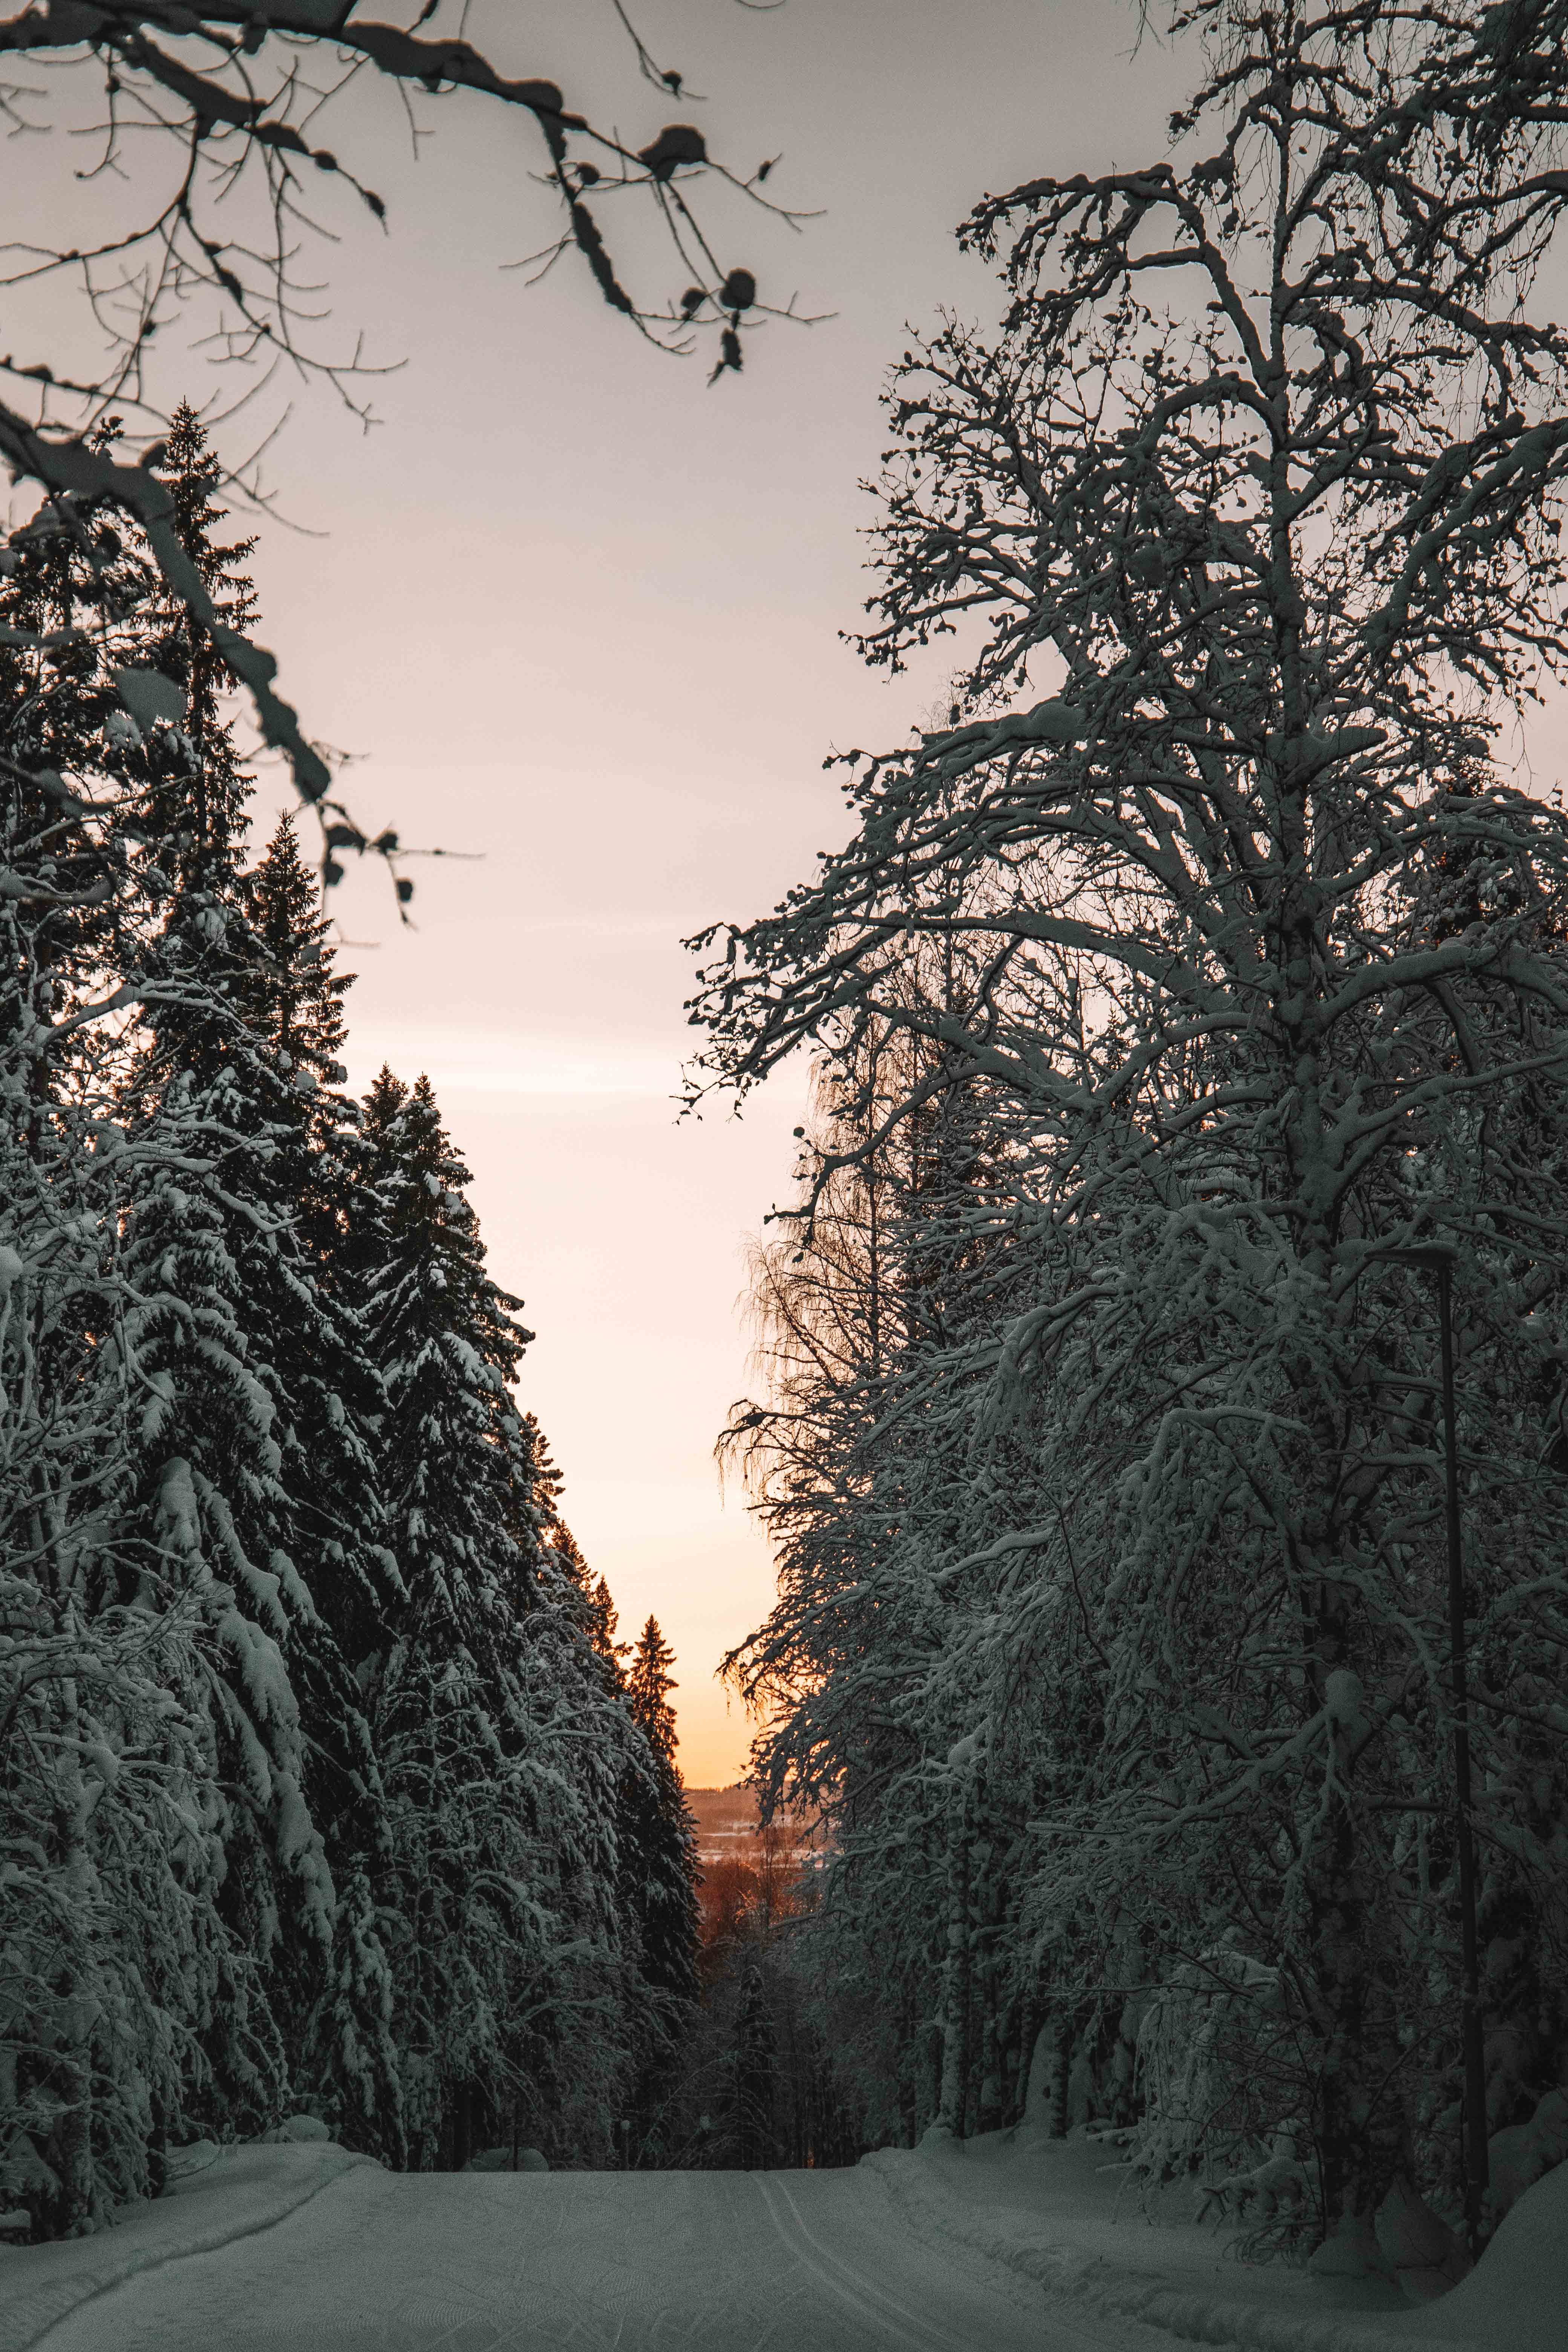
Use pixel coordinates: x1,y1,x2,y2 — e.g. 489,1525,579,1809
26,2161,1142,2352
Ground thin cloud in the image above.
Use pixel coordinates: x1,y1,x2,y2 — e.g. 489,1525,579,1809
346,1029,681,1100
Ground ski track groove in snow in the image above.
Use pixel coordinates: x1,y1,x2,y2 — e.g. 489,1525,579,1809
20,2133,1562,2352
754,2170,974,2348
7,2157,1148,2352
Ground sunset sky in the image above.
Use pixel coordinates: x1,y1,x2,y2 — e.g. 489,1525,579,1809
20,2,1562,1784
193,0,1185,1785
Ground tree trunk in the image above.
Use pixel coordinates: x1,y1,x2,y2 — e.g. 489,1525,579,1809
937,1799,973,2136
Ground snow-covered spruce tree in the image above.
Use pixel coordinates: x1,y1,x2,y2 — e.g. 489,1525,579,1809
692,0,1568,2255
222,813,407,2160
350,1070,643,2168
0,450,259,2234
537,1490,627,1691
0,1168,240,2244
731,1959,777,2171
623,1617,701,2018
525,1419,623,1678
530,1486,701,2161
0,1000,235,2239
616,1615,701,2159
22,404,404,2164
240,813,406,1666
106,409,404,2149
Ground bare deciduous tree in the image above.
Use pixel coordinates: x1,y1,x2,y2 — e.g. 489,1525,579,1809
0,2,815,818
695,0,1568,2258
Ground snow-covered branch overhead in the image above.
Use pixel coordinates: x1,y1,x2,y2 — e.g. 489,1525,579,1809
704,0,1568,2253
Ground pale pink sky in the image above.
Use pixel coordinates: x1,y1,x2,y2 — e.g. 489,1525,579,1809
6,5,1195,1779
215,0,1199,1784
16,3,1568,1781
240,0,1568,1788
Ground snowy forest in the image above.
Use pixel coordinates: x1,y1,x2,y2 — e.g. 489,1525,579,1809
5,0,1568,2320
0,407,711,2228
692,0,1568,2289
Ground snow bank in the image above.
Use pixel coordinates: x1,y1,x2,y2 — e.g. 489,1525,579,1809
863,2132,1566,2352
1381,2158,1568,2349
0,2140,375,2352
4,2130,1559,2352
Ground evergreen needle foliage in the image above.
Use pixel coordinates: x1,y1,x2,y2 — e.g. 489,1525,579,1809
0,411,695,2236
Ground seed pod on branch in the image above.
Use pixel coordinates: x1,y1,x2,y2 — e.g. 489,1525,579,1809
637,124,707,180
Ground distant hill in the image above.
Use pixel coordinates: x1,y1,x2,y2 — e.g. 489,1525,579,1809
684,1785,759,1839
684,1784,821,1861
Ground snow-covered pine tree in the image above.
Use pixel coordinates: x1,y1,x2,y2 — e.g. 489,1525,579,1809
510,1484,696,2170
521,1416,623,1681
105,413,361,2146
98,406,409,2158
0,449,250,2234
623,1618,701,2017
525,1458,701,2161
732,1959,776,2172
692,0,1568,2254
351,1069,640,2167
0,397,671,2219
610,1613,700,2161
225,814,406,2159
240,816,405,1669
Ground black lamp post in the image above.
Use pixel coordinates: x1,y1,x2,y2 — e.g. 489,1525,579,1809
1371,1243,1488,2258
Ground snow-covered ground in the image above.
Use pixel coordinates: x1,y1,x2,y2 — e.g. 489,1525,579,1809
0,2144,1136,2352
2,2132,1562,2352
866,2130,1567,2351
